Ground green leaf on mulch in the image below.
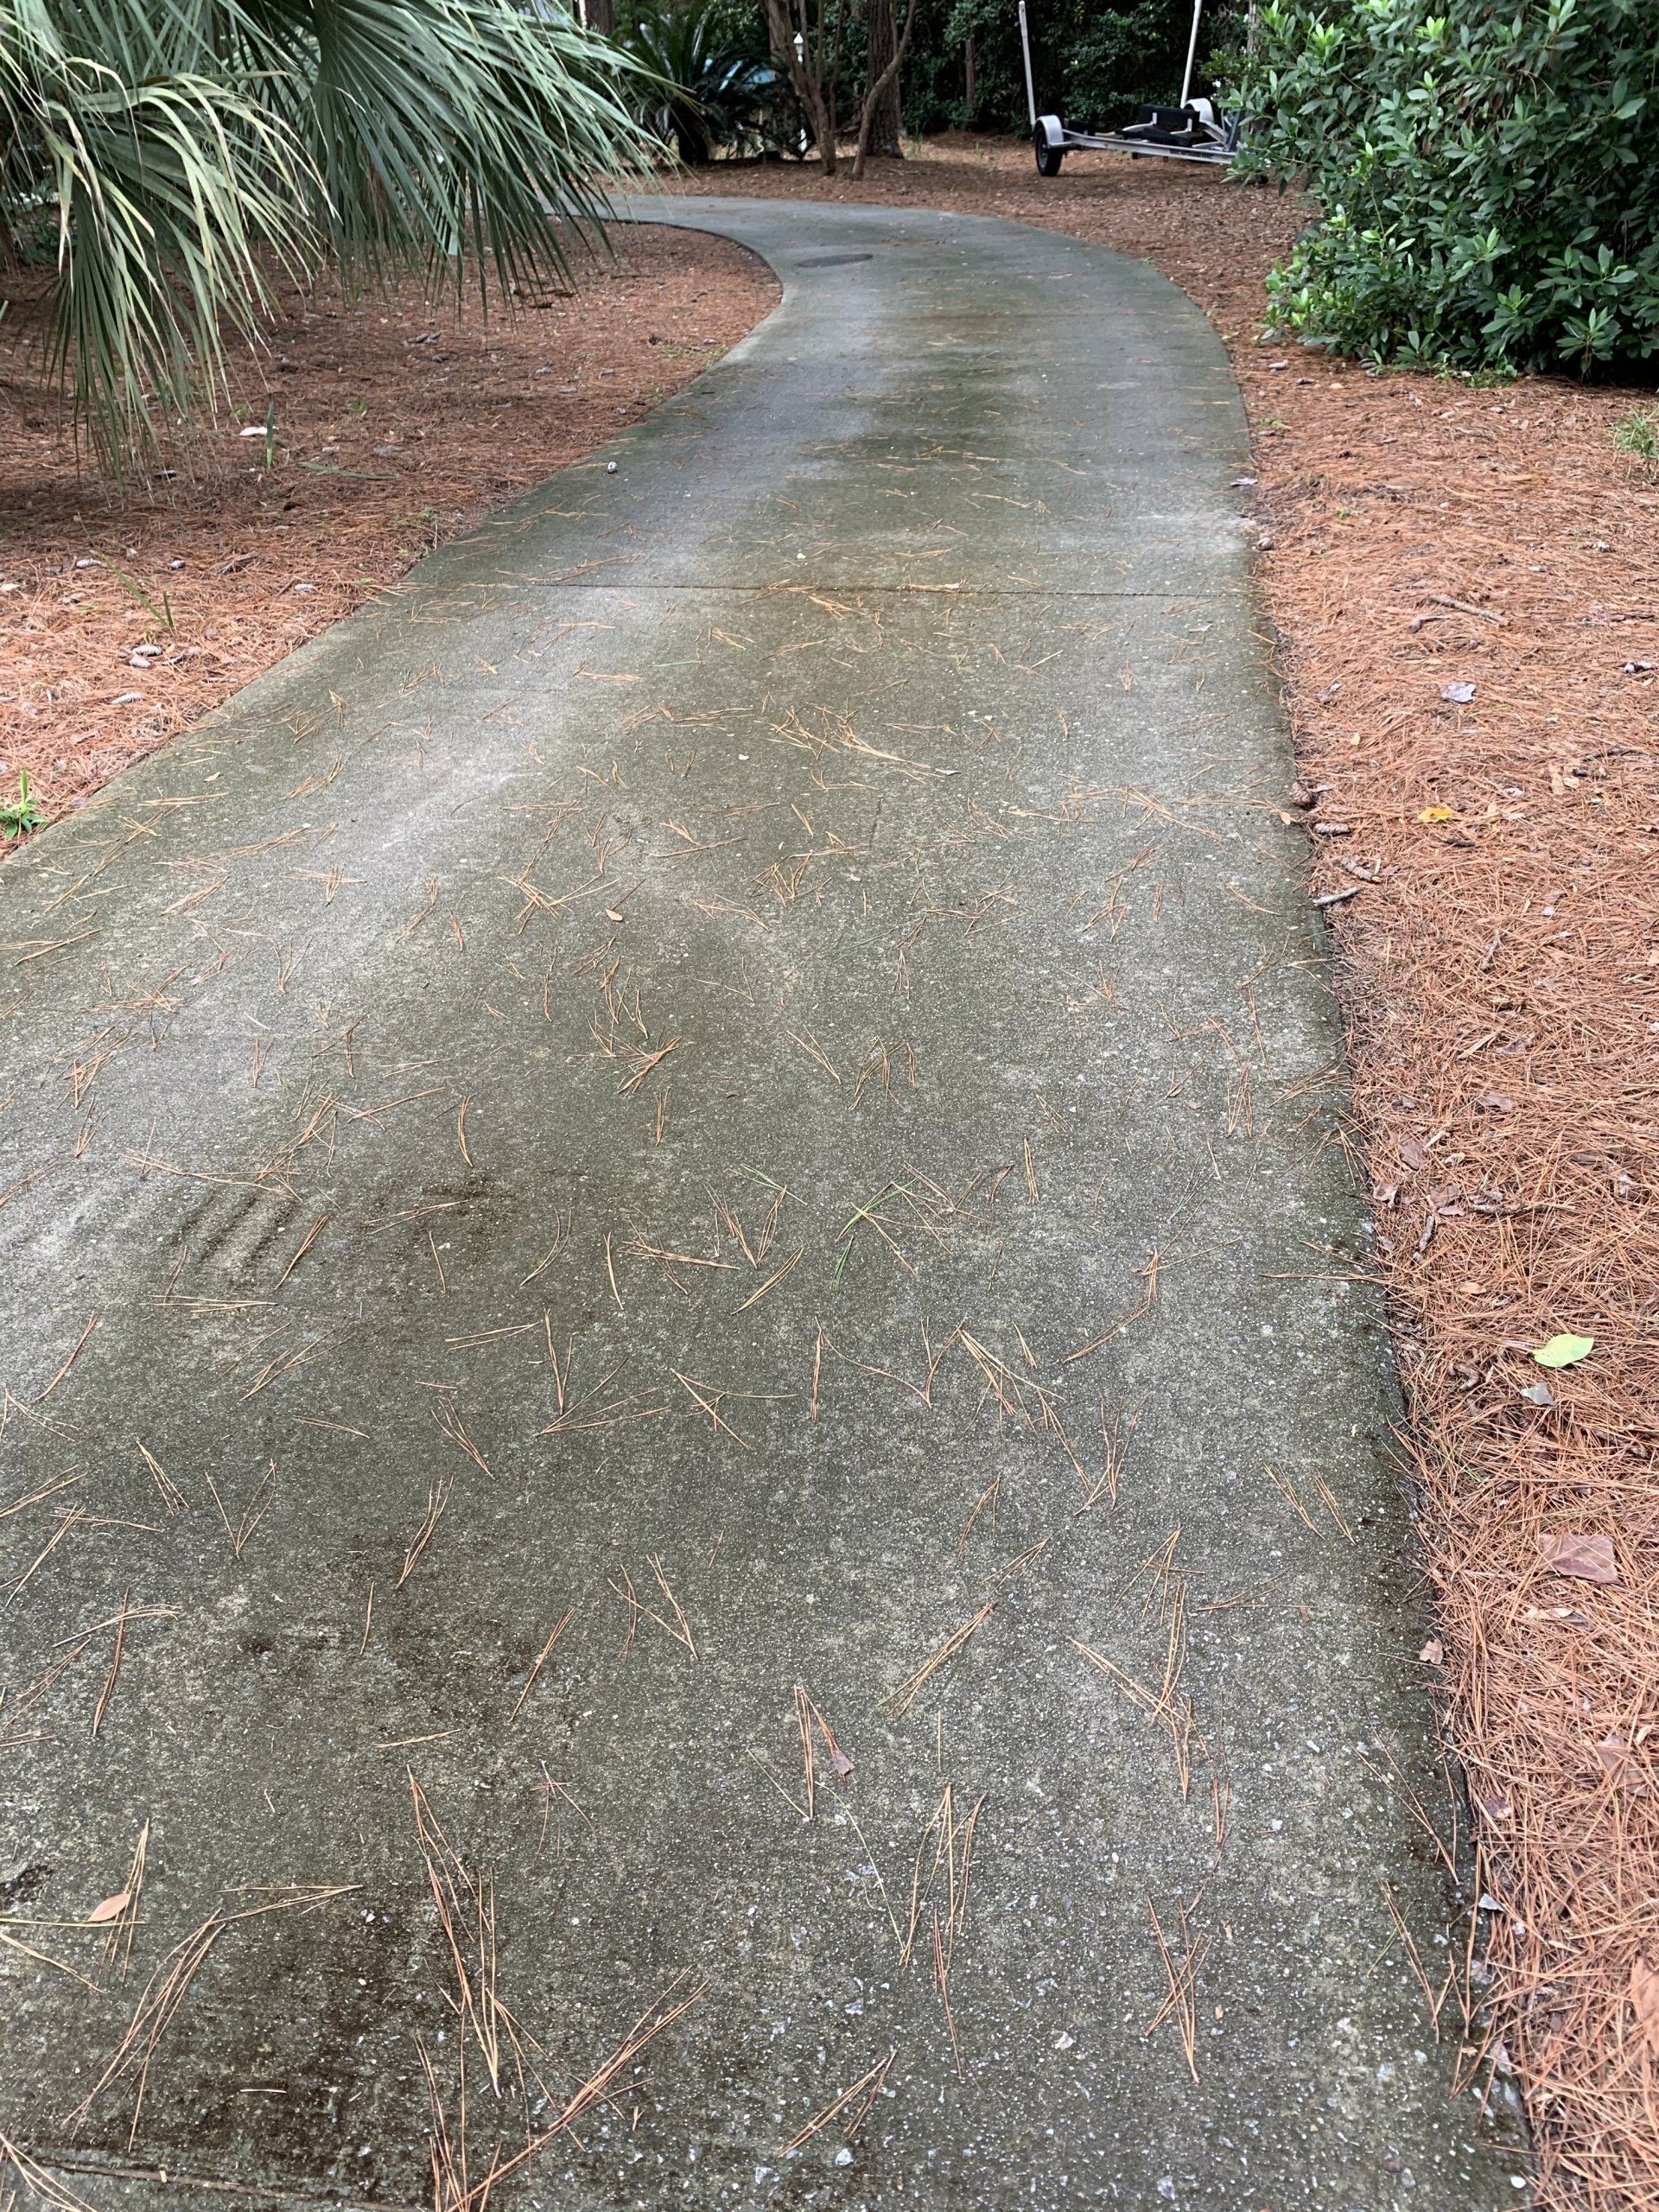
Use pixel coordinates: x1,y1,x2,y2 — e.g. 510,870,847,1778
1534,1333,1594,1370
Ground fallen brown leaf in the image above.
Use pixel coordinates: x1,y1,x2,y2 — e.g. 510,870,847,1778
1631,1960,1659,2053
1537,1532,1618,1585
1598,1734,1649,1796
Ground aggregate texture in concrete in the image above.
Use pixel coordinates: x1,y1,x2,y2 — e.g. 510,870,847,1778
0,200,1529,2211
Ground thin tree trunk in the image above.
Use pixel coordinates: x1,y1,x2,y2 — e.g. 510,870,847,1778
764,0,837,174
864,0,903,161
851,0,916,177
963,35,976,122
585,0,614,33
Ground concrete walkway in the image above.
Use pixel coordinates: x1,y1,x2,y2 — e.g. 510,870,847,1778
1,201,1526,2209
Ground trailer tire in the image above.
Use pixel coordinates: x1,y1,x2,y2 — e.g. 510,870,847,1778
1033,130,1064,176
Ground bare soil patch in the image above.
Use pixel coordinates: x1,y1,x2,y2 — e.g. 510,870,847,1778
0,223,778,824
673,141,1659,2207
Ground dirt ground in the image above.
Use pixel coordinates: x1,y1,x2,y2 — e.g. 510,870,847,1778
4,137,1657,2208
667,139,1659,2210
0,224,779,824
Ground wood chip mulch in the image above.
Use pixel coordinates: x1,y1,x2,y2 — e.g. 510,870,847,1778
0,224,778,824
674,140,1659,2208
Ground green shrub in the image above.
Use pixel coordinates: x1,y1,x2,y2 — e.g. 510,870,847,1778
1233,0,1659,375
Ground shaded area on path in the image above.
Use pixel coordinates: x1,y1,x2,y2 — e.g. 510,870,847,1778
0,200,1528,2209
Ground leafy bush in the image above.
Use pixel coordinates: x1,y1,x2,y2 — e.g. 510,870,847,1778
1234,0,1659,375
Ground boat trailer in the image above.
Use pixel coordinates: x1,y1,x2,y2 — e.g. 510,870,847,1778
1018,0,1241,173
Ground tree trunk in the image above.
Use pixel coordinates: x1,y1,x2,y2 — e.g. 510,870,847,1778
963,35,976,122
851,0,914,176
763,0,838,174
863,0,903,160
585,0,614,32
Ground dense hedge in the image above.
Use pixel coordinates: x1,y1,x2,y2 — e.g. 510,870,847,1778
1234,0,1659,374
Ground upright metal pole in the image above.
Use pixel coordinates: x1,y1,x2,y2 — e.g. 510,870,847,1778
1018,0,1037,126
1179,0,1203,105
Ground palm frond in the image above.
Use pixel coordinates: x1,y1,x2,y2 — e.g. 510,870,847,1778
2,0,316,461
0,0,661,463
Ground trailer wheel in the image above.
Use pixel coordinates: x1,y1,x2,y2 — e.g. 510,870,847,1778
1033,130,1064,177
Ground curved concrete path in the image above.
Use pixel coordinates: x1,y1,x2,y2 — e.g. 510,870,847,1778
1,202,1525,2209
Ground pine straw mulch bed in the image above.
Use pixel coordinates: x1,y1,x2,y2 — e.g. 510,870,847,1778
674,141,1659,2206
0,223,778,826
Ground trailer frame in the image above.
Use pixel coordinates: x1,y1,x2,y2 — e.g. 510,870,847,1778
1018,0,1241,173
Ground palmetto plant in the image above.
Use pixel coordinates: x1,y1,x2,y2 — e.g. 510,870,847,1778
616,1,773,165
0,0,658,466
